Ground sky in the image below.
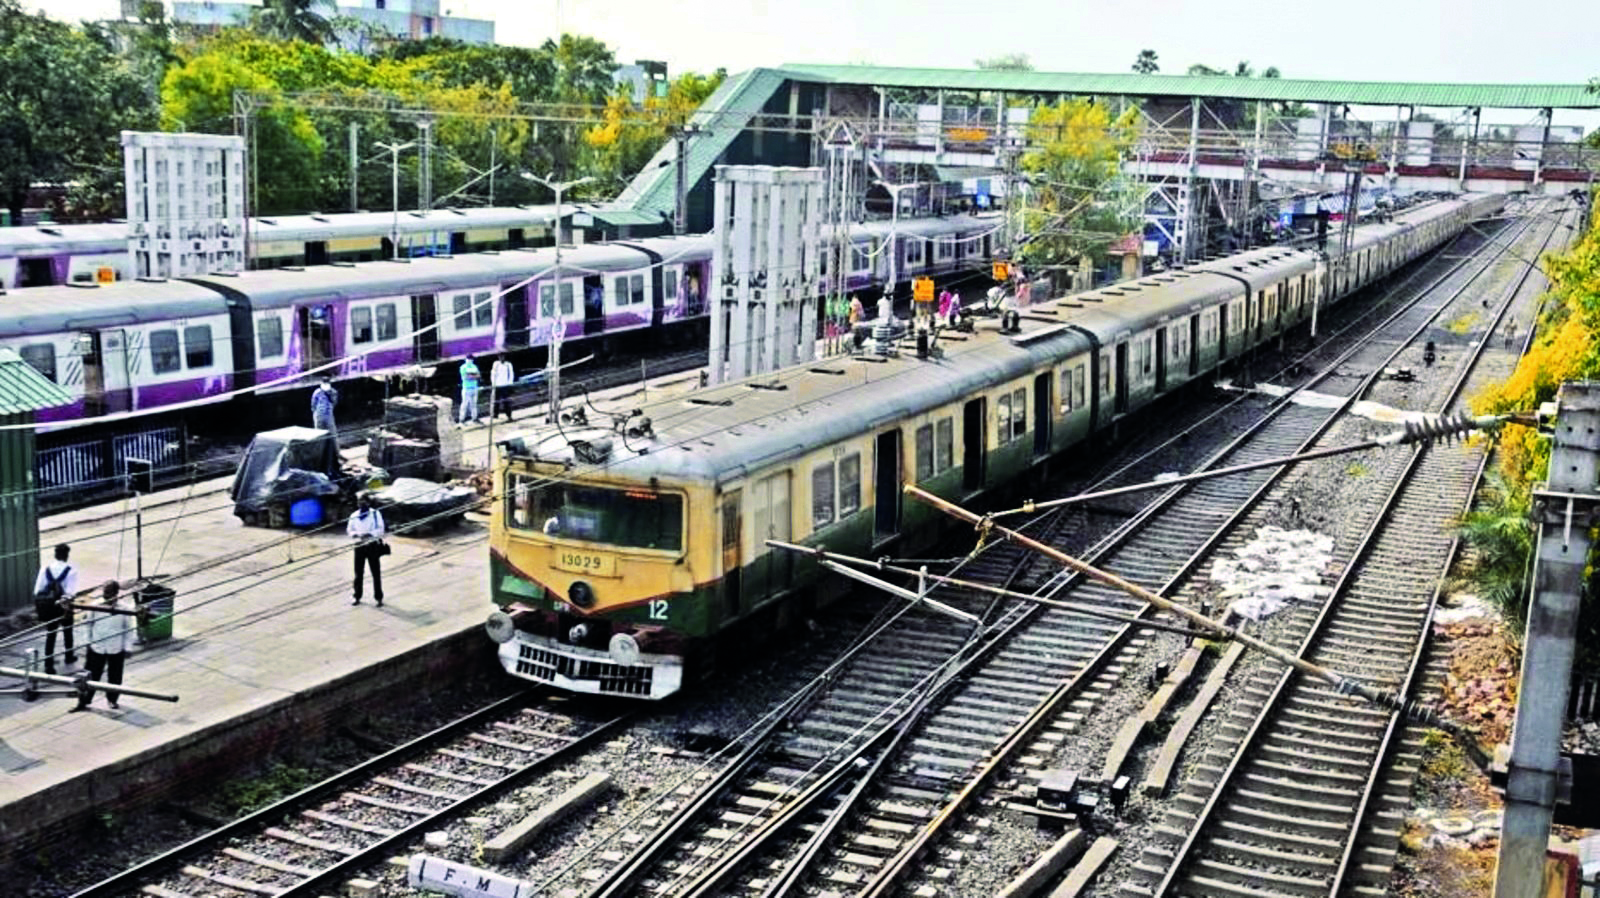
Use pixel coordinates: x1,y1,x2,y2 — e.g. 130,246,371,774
28,0,1600,125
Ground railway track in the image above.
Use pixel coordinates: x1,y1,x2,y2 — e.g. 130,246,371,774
1126,199,1575,898
71,694,630,898
518,204,1544,898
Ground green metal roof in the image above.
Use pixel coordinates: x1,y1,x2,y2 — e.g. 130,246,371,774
590,207,669,228
0,348,72,415
617,67,792,218
776,64,1600,109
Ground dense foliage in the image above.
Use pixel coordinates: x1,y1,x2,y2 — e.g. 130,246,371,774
1013,99,1142,280
1469,192,1600,666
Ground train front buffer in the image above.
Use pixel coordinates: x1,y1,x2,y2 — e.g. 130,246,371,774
485,460,713,699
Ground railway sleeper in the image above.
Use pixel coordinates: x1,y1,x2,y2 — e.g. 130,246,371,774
922,721,1012,744
905,751,980,775
1218,801,1351,838
910,736,992,760
1280,691,1393,723
863,816,918,836
1208,826,1341,866
835,850,886,870
1182,869,1324,898
1265,732,1375,762
1239,772,1359,804
1319,626,1422,651
1253,742,1373,776
1276,705,1390,734
1249,757,1369,789
179,865,280,896
1230,787,1351,823
959,679,1054,701
1350,846,1401,882
1192,857,1336,898
849,833,905,856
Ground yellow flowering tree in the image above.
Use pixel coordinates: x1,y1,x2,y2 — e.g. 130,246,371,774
1014,99,1142,280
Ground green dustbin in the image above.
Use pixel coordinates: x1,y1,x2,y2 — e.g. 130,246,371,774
137,584,176,642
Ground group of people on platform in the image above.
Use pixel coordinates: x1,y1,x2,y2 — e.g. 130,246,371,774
33,543,134,712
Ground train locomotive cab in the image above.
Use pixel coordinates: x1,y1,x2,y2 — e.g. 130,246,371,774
487,429,707,699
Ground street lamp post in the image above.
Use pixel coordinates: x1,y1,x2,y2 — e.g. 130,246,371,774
375,141,415,260
873,179,922,301
520,171,595,423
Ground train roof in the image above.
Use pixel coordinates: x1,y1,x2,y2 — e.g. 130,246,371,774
846,214,1002,241
0,279,226,337
0,223,128,255
521,314,1095,484
250,205,565,242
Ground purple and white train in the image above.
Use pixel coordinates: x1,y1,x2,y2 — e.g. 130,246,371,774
0,215,1001,427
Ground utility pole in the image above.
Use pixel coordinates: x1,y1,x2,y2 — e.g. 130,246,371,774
521,171,594,423
417,119,433,213
376,141,415,260
874,179,921,299
1494,381,1597,898
348,122,359,213
488,127,496,207
673,125,702,234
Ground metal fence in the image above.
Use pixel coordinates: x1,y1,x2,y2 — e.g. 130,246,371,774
36,425,187,511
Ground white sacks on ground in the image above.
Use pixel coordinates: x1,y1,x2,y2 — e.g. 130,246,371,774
1209,526,1334,622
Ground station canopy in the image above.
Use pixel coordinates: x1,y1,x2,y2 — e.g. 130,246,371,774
778,64,1600,110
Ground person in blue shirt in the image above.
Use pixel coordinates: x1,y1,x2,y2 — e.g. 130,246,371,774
458,356,481,426
311,378,338,434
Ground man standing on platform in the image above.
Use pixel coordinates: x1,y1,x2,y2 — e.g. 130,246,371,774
458,356,482,426
490,354,516,422
34,543,77,675
73,581,131,711
311,378,339,435
347,496,386,606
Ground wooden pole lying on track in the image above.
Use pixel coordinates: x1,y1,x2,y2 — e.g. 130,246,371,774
901,483,1457,733
0,666,181,702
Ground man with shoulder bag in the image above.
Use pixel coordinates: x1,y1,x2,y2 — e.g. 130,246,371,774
347,496,387,606
34,543,78,675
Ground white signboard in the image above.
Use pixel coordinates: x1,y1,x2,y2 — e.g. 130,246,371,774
408,855,535,898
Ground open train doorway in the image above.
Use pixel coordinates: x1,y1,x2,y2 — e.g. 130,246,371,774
874,429,902,540
504,283,530,348
1033,372,1052,457
18,258,55,287
297,305,335,369
962,398,986,492
306,241,328,266
411,294,439,362
582,275,604,336
1155,328,1168,393
1189,315,1200,376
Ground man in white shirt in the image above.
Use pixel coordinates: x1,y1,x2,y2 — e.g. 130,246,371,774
490,354,516,422
347,496,386,606
34,543,79,675
73,581,132,711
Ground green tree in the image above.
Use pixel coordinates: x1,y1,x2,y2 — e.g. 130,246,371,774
252,0,335,46
976,53,1033,72
1187,63,1225,76
1132,49,1159,74
1013,99,1141,283
0,0,154,222
583,69,726,191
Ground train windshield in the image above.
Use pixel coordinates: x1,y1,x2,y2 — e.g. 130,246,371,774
508,476,683,552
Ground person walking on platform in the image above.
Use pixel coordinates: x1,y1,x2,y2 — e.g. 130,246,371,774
490,354,516,422
34,543,78,675
347,496,386,606
73,581,131,711
311,378,339,434
458,356,482,426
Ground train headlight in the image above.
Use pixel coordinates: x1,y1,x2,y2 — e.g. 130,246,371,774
609,633,641,666
569,581,596,609
485,611,516,644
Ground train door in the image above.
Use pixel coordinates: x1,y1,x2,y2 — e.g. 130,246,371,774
873,429,902,540
411,294,439,362
962,398,987,492
504,283,531,348
1253,292,1264,342
1032,372,1052,458
721,491,743,617
1114,342,1130,415
750,473,791,602
582,275,605,335
1189,316,1200,376
1155,327,1169,392
78,332,106,416
1218,304,1229,359
306,241,329,266
297,305,335,368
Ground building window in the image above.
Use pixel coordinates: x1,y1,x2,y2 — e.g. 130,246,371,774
935,417,953,473
257,317,283,358
474,291,492,328
915,424,934,481
184,324,213,368
351,307,373,344
376,303,398,341
839,453,861,515
453,294,472,329
19,344,56,382
812,462,835,527
150,329,181,374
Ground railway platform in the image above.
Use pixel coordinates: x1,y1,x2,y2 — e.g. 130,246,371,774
0,404,571,865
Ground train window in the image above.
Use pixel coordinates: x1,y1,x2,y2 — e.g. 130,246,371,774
812,462,835,527
452,294,473,329
936,418,953,472
560,283,575,316
507,474,534,529
150,330,181,374
376,303,398,341
184,325,213,368
1073,365,1086,409
351,307,373,344
613,277,628,307
1100,353,1111,397
474,291,493,327
539,284,556,317
257,317,283,358
631,275,645,305
996,394,1012,444
915,424,934,481
19,344,56,382
1142,337,1153,375
839,453,861,516
1059,370,1073,413
665,271,679,301
522,481,684,551
851,244,870,272
1012,389,1027,440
